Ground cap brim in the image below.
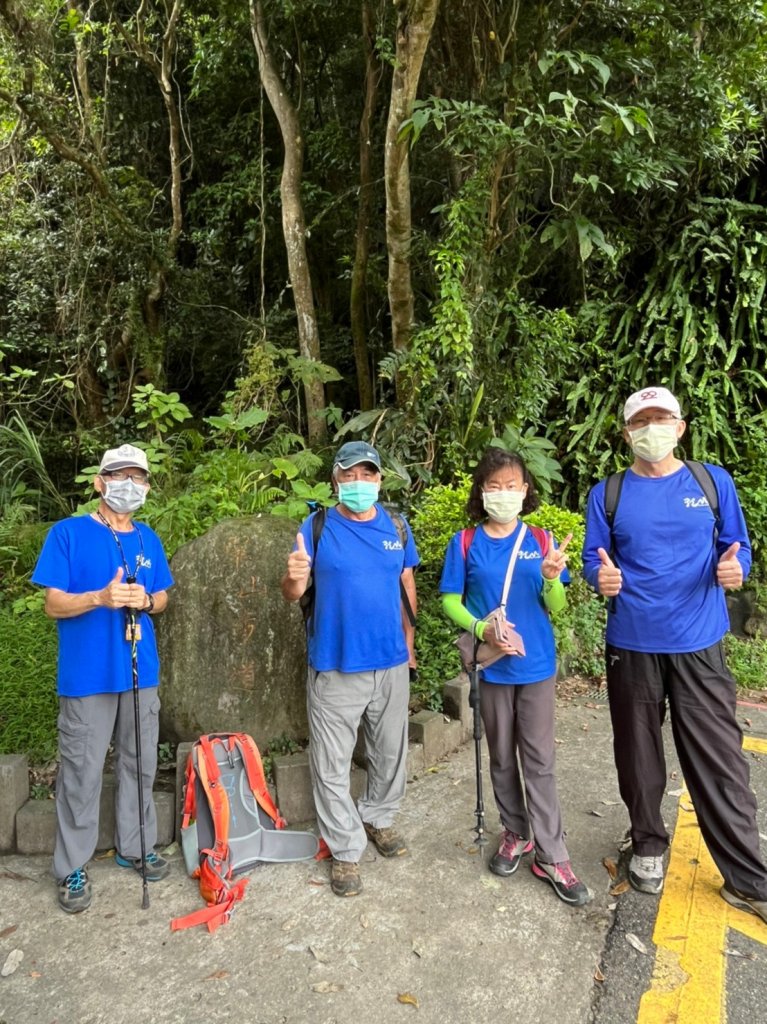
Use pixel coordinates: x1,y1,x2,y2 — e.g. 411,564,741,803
100,461,149,473
335,457,380,470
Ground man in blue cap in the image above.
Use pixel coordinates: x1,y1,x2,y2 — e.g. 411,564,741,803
281,441,419,896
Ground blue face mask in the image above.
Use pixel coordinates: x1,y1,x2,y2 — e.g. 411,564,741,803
338,481,379,513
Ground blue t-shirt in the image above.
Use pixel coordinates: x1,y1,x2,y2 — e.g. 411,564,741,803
31,514,174,697
299,505,419,673
440,522,567,685
582,463,751,653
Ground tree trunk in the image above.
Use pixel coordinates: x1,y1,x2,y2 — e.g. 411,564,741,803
349,1,379,412
384,0,441,405
250,0,327,445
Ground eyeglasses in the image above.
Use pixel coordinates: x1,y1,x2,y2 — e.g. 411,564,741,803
626,414,679,430
101,470,150,484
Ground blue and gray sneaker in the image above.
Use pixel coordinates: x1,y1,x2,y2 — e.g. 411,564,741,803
115,851,170,881
58,867,92,914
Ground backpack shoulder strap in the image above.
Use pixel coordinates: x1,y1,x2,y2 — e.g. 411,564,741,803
685,460,720,526
236,733,287,829
385,509,416,628
528,524,550,558
603,470,626,528
460,527,476,559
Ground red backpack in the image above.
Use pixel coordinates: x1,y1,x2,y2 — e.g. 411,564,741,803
459,524,550,560
171,733,318,934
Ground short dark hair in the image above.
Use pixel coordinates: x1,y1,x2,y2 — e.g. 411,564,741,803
466,447,540,521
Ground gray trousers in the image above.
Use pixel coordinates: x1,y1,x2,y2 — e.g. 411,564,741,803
607,642,767,900
307,664,409,862
480,675,569,864
53,689,160,881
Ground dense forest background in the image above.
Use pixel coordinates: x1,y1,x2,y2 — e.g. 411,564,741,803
2,1,767,757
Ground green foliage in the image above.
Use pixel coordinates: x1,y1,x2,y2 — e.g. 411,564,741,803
0,606,58,763
412,591,462,711
724,634,767,692
410,477,471,579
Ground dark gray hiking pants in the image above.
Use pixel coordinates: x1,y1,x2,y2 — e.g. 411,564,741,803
606,641,767,901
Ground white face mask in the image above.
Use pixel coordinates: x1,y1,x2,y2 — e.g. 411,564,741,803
629,422,679,463
482,490,525,524
103,478,148,514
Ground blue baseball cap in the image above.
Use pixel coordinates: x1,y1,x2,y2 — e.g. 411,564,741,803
333,441,382,470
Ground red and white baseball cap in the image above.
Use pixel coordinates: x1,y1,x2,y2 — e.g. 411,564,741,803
623,386,681,424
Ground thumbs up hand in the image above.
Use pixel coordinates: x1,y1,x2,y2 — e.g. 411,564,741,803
597,547,623,597
286,532,312,584
717,541,743,590
101,567,132,608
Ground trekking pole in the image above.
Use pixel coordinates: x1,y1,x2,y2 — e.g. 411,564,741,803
127,601,150,910
468,637,488,857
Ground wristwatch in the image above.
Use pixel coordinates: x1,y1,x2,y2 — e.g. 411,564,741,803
144,592,155,614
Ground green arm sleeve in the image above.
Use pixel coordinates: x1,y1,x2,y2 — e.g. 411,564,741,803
441,593,487,640
542,577,567,614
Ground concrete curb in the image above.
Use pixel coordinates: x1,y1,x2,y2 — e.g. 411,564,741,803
1,677,472,854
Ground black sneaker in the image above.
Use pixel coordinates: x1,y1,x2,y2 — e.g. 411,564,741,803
489,830,534,877
330,859,362,897
115,851,170,881
363,822,408,857
531,858,591,906
720,885,767,924
58,868,92,914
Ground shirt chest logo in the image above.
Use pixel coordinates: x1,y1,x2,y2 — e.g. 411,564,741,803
683,497,710,509
518,550,542,560
383,540,403,551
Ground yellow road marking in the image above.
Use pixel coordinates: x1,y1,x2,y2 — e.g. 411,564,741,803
637,735,767,1024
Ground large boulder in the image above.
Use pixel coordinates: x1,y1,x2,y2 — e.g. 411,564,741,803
156,516,308,749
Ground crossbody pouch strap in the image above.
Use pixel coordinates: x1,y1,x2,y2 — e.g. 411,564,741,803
499,523,527,616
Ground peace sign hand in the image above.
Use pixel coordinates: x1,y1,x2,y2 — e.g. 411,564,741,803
541,533,572,581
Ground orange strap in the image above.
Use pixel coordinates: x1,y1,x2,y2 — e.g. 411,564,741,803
237,734,287,829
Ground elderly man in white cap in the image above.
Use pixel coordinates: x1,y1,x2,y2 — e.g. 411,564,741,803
582,387,767,926
281,441,419,897
32,444,173,913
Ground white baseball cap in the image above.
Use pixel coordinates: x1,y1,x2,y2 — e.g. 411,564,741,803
623,386,681,424
98,443,149,474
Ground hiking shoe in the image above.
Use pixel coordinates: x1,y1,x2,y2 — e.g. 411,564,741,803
58,868,92,914
330,859,362,897
629,854,664,895
489,830,534,877
115,851,170,881
363,822,408,858
720,885,767,924
532,859,591,906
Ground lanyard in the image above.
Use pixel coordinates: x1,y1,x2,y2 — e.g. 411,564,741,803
96,511,145,583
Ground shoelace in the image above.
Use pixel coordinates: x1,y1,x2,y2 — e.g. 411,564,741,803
499,831,524,858
66,869,87,892
635,855,661,872
553,861,579,888
146,853,160,865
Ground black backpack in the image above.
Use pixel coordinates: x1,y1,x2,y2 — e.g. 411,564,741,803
603,460,721,555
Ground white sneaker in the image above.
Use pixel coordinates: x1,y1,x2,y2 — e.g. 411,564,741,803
629,853,664,894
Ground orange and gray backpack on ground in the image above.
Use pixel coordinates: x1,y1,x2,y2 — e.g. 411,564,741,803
171,732,319,933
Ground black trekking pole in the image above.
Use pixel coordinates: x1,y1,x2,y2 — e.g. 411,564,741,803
468,637,488,857
127,599,150,910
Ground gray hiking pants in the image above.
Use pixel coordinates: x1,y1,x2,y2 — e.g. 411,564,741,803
52,689,160,881
307,664,409,862
480,674,570,864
